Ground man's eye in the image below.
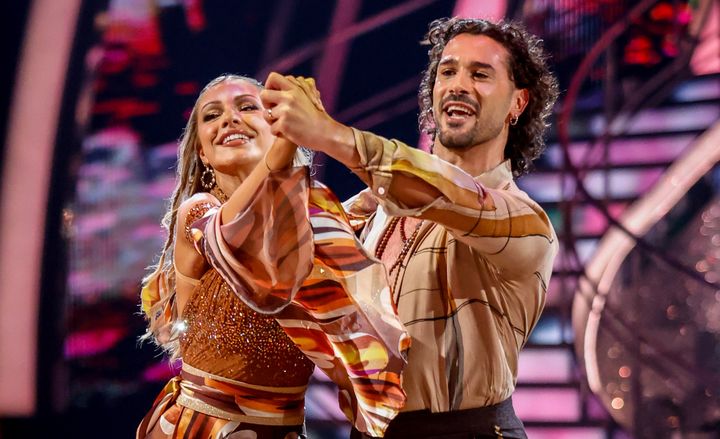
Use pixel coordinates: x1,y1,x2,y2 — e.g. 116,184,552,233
440,69,455,77
473,72,489,79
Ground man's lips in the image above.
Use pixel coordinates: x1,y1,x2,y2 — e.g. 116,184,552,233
440,96,478,120
444,103,476,118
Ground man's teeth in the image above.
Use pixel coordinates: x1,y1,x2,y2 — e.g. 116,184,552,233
223,133,249,144
446,105,472,116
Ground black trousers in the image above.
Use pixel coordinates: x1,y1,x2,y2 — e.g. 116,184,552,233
350,398,527,439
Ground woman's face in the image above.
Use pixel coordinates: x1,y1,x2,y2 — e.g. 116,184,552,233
195,79,275,177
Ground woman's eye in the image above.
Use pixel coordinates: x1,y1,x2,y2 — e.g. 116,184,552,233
202,112,219,122
239,104,259,112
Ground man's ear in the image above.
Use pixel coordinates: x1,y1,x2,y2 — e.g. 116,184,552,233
514,88,529,116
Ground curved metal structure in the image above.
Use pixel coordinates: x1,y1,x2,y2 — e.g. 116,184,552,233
572,122,720,433
562,0,720,435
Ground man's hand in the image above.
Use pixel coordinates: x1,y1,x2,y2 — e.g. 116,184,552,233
260,73,356,165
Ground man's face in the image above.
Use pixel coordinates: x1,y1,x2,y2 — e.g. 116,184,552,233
432,33,523,151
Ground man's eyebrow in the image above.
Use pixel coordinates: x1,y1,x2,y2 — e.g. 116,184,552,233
438,56,458,66
438,57,496,71
468,61,495,71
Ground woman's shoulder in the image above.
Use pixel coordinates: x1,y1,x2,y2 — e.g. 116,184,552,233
178,192,221,221
177,192,222,243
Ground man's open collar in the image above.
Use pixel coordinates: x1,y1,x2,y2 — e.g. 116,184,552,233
475,159,513,189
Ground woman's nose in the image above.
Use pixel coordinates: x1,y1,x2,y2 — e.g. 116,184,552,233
221,110,240,127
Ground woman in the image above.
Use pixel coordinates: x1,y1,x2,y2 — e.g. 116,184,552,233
137,75,409,439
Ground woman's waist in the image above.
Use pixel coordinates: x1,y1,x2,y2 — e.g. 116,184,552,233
179,340,314,385
176,362,309,425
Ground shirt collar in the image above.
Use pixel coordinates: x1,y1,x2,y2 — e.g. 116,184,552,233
475,159,513,189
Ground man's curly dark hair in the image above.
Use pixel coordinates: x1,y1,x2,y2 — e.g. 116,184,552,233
418,17,559,177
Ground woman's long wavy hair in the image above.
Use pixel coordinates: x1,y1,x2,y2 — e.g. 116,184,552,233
418,18,559,177
142,74,311,344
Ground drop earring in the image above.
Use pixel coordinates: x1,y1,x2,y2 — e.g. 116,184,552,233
200,163,216,190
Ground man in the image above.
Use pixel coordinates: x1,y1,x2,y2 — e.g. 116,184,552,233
262,17,559,439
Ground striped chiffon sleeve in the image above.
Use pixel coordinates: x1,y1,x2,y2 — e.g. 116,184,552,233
351,128,557,275
278,181,410,437
190,167,315,314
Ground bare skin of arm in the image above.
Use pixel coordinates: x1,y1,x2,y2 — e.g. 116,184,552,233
220,137,298,224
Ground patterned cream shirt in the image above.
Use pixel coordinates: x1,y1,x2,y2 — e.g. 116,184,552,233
345,128,558,413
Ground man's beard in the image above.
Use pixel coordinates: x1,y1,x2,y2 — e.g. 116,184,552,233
436,113,506,151
437,123,482,150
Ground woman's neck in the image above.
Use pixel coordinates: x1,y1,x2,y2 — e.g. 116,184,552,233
214,169,250,197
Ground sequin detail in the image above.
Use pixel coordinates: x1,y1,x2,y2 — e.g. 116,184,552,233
184,202,216,243
179,270,314,387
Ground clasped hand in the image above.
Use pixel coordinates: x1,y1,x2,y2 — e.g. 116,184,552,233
260,73,333,151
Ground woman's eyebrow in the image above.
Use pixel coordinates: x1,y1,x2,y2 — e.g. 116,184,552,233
234,94,259,101
200,100,220,111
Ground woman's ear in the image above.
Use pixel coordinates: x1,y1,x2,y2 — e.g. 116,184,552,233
197,143,207,165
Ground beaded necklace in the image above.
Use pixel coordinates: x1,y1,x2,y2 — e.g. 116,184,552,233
374,217,400,260
374,216,424,302
211,185,229,203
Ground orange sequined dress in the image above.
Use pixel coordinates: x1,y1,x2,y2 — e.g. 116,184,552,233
180,270,314,387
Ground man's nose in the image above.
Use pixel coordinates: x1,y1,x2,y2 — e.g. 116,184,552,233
447,71,471,95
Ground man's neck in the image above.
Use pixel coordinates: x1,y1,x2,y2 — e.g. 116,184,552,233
433,137,506,177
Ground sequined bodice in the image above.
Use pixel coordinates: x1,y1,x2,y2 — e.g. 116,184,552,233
179,269,314,387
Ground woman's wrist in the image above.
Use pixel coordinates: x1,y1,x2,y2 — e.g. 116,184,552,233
265,138,298,171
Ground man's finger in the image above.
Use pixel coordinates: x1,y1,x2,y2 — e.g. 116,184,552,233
294,78,313,99
298,77,325,112
286,75,313,101
264,72,294,91
259,89,283,107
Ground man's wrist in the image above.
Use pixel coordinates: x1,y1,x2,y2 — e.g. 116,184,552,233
317,119,358,168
